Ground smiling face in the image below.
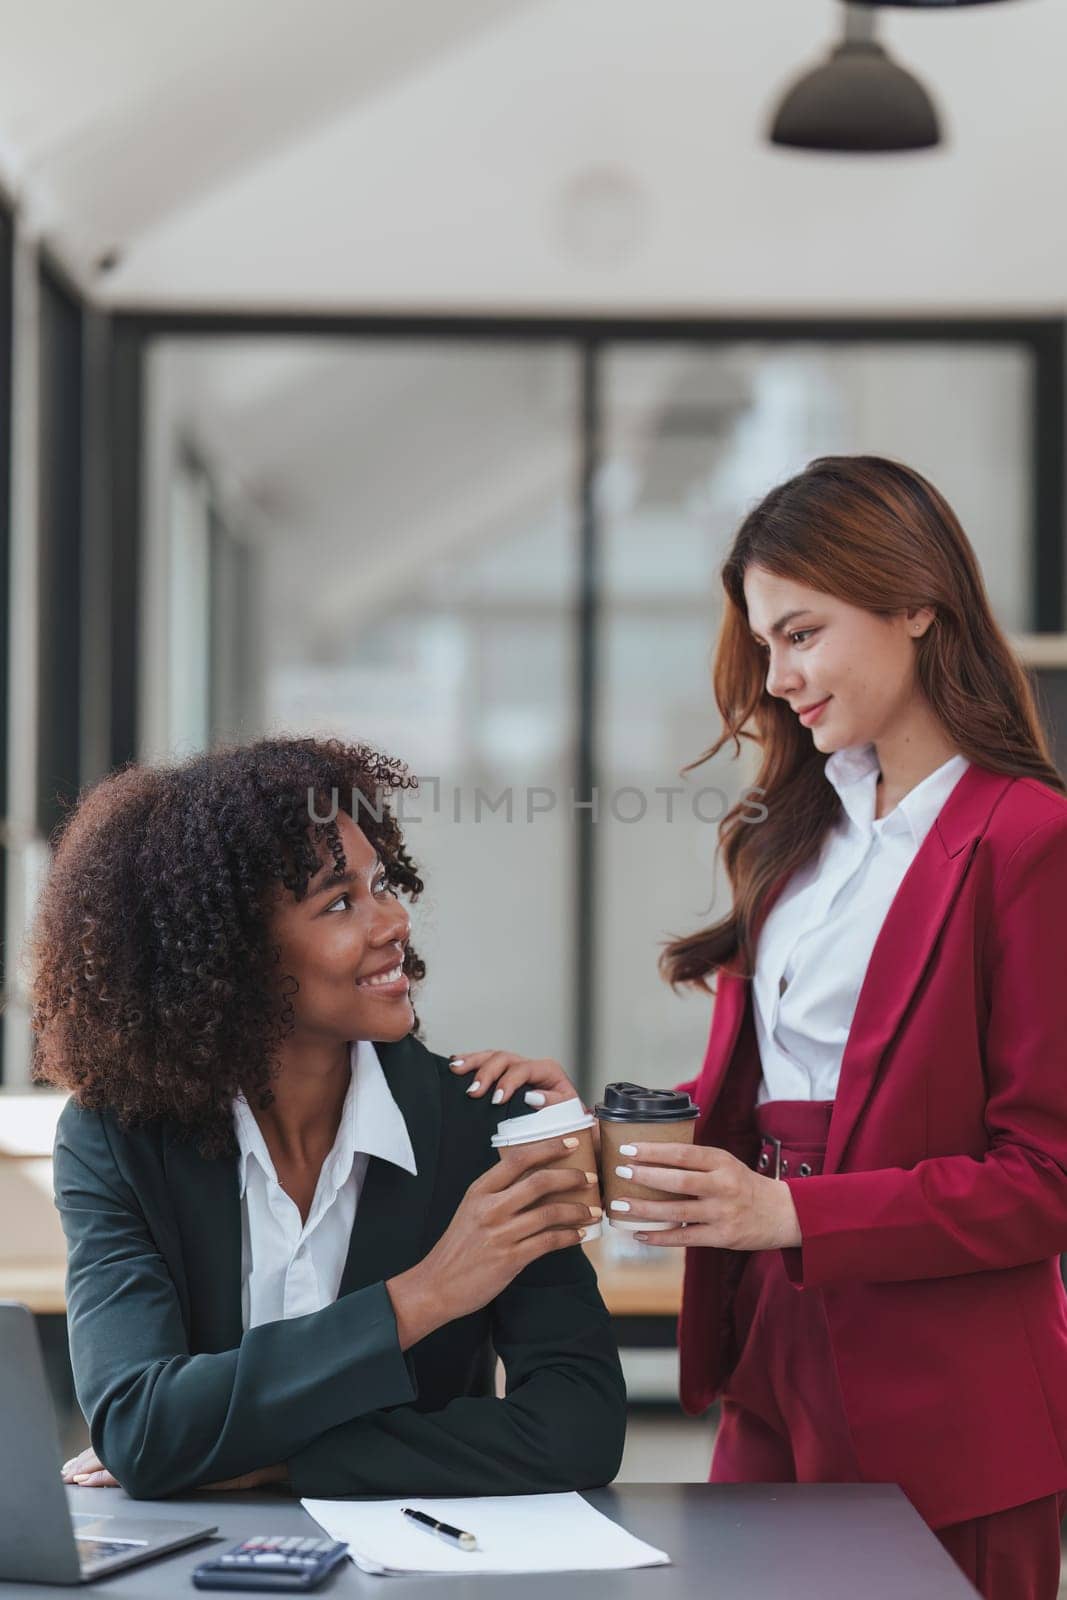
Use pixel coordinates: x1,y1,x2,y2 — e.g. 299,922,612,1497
268,809,415,1046
742,565,935,754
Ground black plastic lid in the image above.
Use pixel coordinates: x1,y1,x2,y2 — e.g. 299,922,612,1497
594,1082,700,1123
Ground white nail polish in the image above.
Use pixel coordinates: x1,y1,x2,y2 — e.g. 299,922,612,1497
492,1088,504,1105
619,1144,638,1157
610,1199,631,1212
451,1057,466,1067
615,1165,633,1180
524,1090,546,1107
467,1081,481,1094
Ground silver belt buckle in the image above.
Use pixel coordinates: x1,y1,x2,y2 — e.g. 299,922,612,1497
757,1134,782,1180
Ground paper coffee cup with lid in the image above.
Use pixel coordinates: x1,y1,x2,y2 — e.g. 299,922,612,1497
491,1096,603,1240
595,1082,700,1230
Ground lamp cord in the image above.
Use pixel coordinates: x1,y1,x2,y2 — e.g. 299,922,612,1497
842,3,878,45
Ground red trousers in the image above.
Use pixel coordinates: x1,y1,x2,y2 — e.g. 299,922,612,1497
707,1100,1064,1600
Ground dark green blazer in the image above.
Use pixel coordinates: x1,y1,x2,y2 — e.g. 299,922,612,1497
52,1035,626,1501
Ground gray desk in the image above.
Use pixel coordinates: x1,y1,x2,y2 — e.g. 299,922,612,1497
2,1483,979,1598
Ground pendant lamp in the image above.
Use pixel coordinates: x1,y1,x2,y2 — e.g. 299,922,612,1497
850,1,1022,7
769,7,941,152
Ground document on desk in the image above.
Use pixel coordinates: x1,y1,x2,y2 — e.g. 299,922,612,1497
300,1491,671,1575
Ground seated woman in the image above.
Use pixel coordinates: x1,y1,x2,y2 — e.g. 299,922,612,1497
32,736,625,1501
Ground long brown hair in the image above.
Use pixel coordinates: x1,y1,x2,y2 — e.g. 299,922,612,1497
661,454,1064,990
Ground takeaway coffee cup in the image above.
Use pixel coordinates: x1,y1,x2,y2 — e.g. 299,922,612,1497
491,1097,603,1240
595,1082,700,1230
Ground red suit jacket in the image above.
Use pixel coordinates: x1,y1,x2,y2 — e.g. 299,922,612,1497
677,762,1067,1527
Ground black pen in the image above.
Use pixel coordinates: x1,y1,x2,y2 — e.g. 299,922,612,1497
401,1507,479,1552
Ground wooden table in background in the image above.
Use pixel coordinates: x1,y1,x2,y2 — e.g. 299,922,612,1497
0,1260,66,1313
583,1234,684,1405
583,1234,683,1321
3,1240,684,1322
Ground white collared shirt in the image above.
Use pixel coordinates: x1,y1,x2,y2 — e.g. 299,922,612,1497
753,743,970,1105
232,1038,417,1330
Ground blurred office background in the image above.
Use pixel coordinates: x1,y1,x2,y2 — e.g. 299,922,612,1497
2,0,1067,1489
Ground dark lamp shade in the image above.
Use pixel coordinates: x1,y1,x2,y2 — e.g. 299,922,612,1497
770,40,941,152
849,1,1023,7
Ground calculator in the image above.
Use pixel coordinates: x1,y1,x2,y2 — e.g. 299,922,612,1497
191,1536,349,1591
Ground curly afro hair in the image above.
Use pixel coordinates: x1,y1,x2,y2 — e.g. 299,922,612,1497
30,735,426,1158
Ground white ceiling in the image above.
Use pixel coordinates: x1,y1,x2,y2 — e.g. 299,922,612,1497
0,0,1062,312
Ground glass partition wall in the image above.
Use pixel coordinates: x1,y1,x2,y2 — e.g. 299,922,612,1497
137,325,1059,1103
144,339,581,1069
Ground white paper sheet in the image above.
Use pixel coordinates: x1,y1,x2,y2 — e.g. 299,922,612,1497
300,1491,671,1576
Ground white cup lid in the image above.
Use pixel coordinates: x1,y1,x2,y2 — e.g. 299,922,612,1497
491,1095,594,1148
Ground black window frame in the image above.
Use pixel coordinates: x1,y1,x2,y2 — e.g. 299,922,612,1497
36,254,86,843
0,203,13,1083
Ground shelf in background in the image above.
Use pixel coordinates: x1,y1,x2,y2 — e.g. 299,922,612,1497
1012,634,1067,669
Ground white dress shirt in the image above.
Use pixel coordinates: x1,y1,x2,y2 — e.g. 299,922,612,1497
753,743,970,1106
232,1038,417,1330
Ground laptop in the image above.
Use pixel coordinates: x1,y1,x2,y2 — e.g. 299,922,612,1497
0,1301,216,1583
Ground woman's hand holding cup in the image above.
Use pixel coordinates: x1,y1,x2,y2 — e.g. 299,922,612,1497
385,1137,600,1349
593,1082,799,1250
607,1142,802,1251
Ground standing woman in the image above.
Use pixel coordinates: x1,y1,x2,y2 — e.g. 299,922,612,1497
454,456,1067,1600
